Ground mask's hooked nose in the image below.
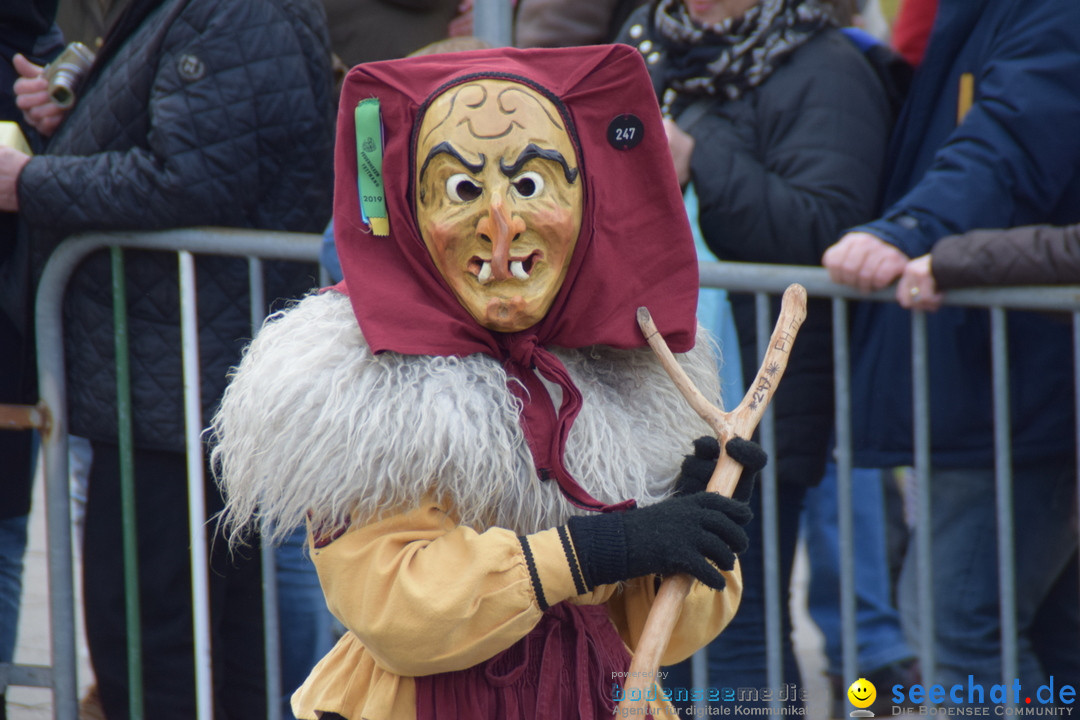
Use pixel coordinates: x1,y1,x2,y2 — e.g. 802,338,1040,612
477,191,526,281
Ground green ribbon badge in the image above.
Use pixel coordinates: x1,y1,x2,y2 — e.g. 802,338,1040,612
355,98,388,236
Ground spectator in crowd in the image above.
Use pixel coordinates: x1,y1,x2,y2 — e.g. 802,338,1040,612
55,0,126,49
803,463,918,716
890,0,935,67
897,223,1080,311
818,0,890,42
514,0,647,47
796,6,919,713
37,11,333,718
616,0,893,709
823,0,1080,700
320,0,469,68
275,525,343,720
0,5,63,719
2,0,335,717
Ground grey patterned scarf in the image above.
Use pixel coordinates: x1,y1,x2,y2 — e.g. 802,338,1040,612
654,0,832,113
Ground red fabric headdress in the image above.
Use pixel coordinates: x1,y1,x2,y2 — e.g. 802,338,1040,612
333,44,699,512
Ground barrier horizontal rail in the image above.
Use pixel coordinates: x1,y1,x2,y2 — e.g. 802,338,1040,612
700,261,1080,311
0,662,52,690
26,229,1080,718
0,403,49,432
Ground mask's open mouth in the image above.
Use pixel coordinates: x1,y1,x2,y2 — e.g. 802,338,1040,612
469,251,541,284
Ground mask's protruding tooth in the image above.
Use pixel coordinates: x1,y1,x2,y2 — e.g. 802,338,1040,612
477,261,492,283
510,260,529,281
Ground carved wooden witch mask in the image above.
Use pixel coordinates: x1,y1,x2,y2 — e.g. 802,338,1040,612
333,44,699,359
415,79,584,333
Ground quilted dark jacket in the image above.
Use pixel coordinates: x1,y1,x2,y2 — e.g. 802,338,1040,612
16,0,334,451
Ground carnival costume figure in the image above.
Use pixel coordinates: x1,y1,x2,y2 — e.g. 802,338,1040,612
212,43,759,720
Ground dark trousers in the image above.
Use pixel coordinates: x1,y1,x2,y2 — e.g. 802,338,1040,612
0,310,35,521
82,442,265,720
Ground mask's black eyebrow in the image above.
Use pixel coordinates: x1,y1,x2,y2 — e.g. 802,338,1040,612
419,141,485,179
499,143,578,184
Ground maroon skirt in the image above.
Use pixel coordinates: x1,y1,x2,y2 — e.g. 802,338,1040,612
415,602,631,720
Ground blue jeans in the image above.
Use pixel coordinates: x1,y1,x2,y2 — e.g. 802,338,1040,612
69,435,93,549
0,514,29,664
276,526,341,719
803,463,913,674
701,482,807,708
898,463,1079,698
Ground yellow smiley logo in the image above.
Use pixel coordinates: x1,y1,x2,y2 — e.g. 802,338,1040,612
847,677,877,709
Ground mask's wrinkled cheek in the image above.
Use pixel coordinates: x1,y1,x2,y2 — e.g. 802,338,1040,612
524,202,580,266
425,227,470,290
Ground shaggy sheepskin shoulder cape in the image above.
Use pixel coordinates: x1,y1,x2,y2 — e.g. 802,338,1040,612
212,290,723,541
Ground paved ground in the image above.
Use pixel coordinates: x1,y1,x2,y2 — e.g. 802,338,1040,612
7,475,93,720
791,542,832,719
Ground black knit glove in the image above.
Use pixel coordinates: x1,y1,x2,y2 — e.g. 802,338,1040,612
674,436,766,502
567,491,751,591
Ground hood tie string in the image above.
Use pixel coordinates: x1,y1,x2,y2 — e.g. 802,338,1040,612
503,334,636,514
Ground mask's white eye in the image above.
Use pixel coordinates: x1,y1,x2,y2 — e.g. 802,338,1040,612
511,171,544,199
446,173,482,202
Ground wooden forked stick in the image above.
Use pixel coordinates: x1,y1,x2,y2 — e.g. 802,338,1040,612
616,283,808,712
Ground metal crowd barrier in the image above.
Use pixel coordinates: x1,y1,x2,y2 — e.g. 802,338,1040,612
27,229,322,720
6,229,1080,719
697,263,1080,715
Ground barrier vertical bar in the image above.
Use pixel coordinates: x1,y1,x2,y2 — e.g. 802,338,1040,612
34,236,100,720
42,409,76,720
911,311,935,688
178,251,214,719
110,247,145,719
756,292,782,716
38,307,76,720
472,0,513,47
249,257,283,720
990,308,1018,692
690,648,707,714
1075,312,1080,629
833,298,858,689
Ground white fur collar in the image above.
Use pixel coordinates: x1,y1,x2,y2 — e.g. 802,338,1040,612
211,291,723,541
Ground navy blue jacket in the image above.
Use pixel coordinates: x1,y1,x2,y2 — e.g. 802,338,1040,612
848,0,1080,468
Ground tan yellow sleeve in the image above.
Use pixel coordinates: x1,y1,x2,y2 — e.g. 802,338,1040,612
606,562,743,666
309,503,584,677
